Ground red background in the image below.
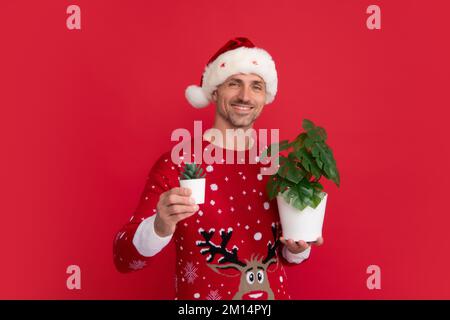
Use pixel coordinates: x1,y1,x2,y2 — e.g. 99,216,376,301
0,0,449,299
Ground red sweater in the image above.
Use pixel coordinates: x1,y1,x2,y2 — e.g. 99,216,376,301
113,137,310,300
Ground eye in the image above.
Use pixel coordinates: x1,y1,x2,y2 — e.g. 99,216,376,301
246,271,255,284
229,82,238,87
257,270,264,283
253,85,262,91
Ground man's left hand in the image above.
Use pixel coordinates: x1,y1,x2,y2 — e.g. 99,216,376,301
279,236,324,254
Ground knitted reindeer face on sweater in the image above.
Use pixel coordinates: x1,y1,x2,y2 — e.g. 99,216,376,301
196,223,280,300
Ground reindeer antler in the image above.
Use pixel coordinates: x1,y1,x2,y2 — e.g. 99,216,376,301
196,227,246,267
262,222,280,264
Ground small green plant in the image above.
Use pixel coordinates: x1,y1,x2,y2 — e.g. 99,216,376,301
261,119,340,211
180,163,206,180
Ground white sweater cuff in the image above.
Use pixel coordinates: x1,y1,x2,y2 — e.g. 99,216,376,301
132,214,173,257
282,245,311,264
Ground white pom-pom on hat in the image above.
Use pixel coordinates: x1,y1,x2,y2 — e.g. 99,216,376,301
185,85,210,109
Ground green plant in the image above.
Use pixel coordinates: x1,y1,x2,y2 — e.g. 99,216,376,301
180,163,206,180
260,119,340,211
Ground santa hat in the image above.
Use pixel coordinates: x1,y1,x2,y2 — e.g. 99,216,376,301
185,37,278,108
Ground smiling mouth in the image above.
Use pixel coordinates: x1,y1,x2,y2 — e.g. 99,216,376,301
231,103,254,112
242,290,268,300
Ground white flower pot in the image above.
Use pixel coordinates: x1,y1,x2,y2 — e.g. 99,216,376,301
179,178,206,204
276,193,328,242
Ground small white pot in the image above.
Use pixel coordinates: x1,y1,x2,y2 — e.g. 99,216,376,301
276,193,328,242
179,178,206,204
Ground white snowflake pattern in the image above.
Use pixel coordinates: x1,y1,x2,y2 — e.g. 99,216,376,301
129,260,146,270
116,231,126,241
257,174,263,181
183,262,199,284
254,232,262,240
206,289,222,300
210,184,218,191
206,165,214,172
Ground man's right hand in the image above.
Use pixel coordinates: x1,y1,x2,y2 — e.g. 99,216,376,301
154,187,199,237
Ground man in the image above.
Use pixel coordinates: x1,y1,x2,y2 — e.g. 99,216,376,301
113,37,323,300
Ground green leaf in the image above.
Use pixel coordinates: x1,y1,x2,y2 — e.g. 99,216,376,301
259,140,291,161
181,163,206,179
302,119,315,131
296,180,314,198
292,133,307,151
278,159,304,184
287,164,304,184
311,193,323,208
278,174,295,193
307,127,328,142
310,181,324,191
182,173,191,180
303,136,315,149
311,142,340,186
294,148,322,179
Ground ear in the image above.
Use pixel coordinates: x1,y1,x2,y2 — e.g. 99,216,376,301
208,264,242,277
211,89,218,103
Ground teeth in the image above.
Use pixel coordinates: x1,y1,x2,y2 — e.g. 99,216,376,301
232,105,251,109
249,292,263,299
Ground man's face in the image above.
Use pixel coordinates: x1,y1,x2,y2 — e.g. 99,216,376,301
212,73,267,129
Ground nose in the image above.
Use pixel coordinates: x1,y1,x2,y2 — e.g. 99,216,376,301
238,85,251,103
